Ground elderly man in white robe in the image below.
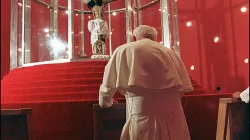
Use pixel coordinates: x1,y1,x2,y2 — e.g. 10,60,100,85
98,25,194,140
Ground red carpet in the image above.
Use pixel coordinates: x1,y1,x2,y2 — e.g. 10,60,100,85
1,59,232,140
1,60,110,103
1,59,206,103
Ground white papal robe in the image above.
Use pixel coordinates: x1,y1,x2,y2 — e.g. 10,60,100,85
99,39,194,140
240,87,249,103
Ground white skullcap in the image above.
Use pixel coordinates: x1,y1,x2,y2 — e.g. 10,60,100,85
133,25,158,41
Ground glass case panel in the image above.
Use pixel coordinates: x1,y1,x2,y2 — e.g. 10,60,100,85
73,0,82,59
30,0,51,62
110,0,126,51
55,1,69,59
140,1,162,43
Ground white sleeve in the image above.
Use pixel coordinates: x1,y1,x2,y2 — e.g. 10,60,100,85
240,87,249,103
99,84,118,108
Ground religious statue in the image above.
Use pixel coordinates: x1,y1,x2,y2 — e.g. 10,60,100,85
84,0,117,59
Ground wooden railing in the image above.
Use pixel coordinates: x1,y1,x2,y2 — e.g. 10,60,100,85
1,108,32,140
93,103,126,140
216,98,249,140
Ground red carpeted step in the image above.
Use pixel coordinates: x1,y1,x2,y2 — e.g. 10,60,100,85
6,66,105,76
9,60,108,73
1,92,125,103
186,89,208,94
1,84,101,94
1,85,207,95
2,72,104,82
1,80,203,90
1,82,203,91
1,91,99,103
4,74,200,86
1,78,103,89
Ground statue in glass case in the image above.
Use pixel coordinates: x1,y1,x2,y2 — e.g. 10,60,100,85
84,0,117,59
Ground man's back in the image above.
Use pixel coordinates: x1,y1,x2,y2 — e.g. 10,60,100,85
99,25,193,140
104,38,193,92
111,39,192,140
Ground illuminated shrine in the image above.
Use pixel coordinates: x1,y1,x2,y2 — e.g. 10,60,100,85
1,0,248,139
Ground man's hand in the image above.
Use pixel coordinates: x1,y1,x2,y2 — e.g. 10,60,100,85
113,99,118,104
233,91,241,98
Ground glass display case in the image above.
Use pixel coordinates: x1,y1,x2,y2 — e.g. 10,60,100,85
10,0,180,69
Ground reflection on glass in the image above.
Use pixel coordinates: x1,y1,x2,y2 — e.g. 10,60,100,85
48,37,68,59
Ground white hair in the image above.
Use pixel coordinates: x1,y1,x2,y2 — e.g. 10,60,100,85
133,25,158,41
